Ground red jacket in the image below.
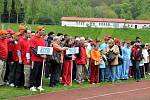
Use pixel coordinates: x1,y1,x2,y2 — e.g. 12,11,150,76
17,38,30,64
29,36,46,62
12,42,19,61
75,46,87,65
0,38,8,60
131,46,142,61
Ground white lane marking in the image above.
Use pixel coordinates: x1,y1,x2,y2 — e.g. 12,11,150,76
77,87,150,100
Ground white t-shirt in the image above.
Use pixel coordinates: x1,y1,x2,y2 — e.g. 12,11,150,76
142,49,149,63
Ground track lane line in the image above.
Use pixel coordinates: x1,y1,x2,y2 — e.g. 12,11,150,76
76,87,150,100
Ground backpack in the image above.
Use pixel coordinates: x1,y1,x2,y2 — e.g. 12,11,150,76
107,51,116,62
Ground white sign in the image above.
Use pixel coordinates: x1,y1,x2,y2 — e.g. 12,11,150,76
37,46,53,55
66,47,79,54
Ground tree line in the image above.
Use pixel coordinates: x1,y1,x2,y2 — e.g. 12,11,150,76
0,0,149,25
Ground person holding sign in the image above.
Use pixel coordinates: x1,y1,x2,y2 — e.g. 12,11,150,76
62,38,73,86
90,42,102,84
28,26,46,91
49,36,68,87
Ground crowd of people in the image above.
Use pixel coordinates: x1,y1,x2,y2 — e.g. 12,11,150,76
0,25,150,92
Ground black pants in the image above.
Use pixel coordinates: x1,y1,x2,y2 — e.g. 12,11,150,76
15,63,24,86
49,62,61,86
140,66,144,78
8,62,24,86
4,61,10,82
144,63,149,73
72,61,76,80
30,62,43,87
8,62,15,84
45,62,51,78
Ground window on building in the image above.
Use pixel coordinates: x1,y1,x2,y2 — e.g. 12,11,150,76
93,22,95,26
99,23,101,26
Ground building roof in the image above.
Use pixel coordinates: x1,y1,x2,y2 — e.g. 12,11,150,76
61,17,126,23
126,20,150,24
61,17,150,24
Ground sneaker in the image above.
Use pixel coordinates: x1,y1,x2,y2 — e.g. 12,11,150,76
37,86,44,91
10,83,15,87
6,82,9,86
64,84,67,87
30,87,37,92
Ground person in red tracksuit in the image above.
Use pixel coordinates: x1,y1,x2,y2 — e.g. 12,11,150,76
4,29,15,83
28,26,46,91
10,32,24,87
0,30,8,86
17,30,31,88
62,38,73,86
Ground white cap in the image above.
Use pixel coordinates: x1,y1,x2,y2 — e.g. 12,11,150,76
80,37,85,41
53,36,60,41
75,37,80,41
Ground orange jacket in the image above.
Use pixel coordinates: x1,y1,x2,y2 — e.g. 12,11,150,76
90,48,102,61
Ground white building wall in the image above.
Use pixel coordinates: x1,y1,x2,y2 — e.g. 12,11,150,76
62,20,150,29
125,23,150,29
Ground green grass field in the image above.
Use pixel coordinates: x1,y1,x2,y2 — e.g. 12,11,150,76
0,23,150,42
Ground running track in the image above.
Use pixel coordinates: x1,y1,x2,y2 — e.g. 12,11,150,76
14,81,150,100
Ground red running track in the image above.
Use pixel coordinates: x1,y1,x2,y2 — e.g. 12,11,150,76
14,81,150,100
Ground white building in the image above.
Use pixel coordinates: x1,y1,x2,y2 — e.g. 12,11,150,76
61,17,150,29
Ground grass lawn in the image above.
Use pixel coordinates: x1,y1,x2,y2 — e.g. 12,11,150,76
0,75,150,100
0,23,150,42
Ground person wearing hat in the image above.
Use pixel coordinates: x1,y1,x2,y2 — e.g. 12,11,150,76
4,29,15,83
16,30,31,89
0,30,8,86
8,32,24,87
131,42,142,82
28,26,46,91
18,25,27,38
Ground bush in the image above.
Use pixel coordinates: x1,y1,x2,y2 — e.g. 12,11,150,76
36,17,54,25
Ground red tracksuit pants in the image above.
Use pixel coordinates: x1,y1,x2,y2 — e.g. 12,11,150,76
90,61,99,84
62,61,73,85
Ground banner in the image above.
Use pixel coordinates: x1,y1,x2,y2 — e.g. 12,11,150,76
37,46,53,55
66,47,79,54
